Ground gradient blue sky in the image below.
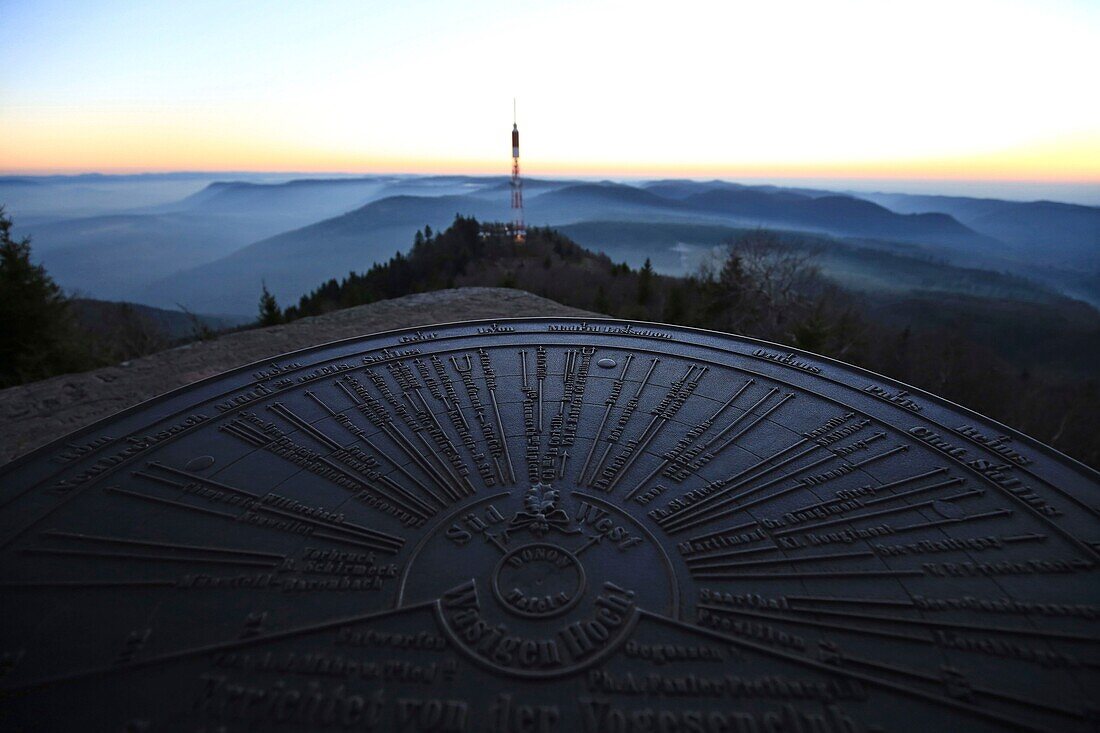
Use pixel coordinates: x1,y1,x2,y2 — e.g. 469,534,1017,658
1,0,1098,187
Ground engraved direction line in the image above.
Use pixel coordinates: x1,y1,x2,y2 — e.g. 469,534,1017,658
770,487,985,537
389,356,474,496
683,541,783,565
107,485,242,522
21,547,279,568
785,595,916,607
585,357,659,487
335,377,455,507
305,388,437,503
656,432,821,530
578,353,633,483
114,482,400,554
0,579,178,589
680,519,764,552
726,432,889,508
537,346,546,433
365,363,465,502
625,378,756,499
643,610,1056,733
228,407,435,520
843,476,968,507
540,346,595,482
889,508,1014,533
602,364,706,494
557,337,1100,561
765,473,972,537
144,462,406,549
787,467,951,514
0,325,514,518
832,649,1086,721
1,602,436,693
953,456,1100,561
487,384,516,485
694,568,924,580
559,348,576,417
338,372,451,490
130,464,404,553
573,532,603,557
0,417,218,551
708,391,795,458
37,530,285,561
267,401,341,451
778,604,1100,643
734,441,907,513
698,602,930,642
436,353,505,487
599,364,696,492
674,388,794,488
386,379,468,500
1004,532,1048,543
661,389,796,494
688,549,875,573
662,436,891,533
683,477,969,563
403,389,474,497
927,425,1100,522
742,334,1100,523
0,329,610,547
446,351,509,485
664,439,910,535
6,324,1077,559
727,344,1100,558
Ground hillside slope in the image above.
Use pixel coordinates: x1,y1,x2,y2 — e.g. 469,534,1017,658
23,211,313,301
139,195,509,314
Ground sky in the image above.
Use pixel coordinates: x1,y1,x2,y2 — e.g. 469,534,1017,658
1,0,1099,192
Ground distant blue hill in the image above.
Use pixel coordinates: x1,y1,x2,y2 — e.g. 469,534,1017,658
6,173,1098,313
140,194,509,314
862,191,1100,270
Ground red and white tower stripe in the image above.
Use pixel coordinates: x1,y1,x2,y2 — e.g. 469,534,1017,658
511,101,525,243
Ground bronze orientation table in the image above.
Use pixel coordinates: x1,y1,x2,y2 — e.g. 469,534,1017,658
0,318,1097,731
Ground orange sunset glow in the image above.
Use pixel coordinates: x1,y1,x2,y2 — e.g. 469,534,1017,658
2,0,1098,194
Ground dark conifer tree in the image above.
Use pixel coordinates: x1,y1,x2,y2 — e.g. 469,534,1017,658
0,207,93,386
257,282,283,327
637,258,654,305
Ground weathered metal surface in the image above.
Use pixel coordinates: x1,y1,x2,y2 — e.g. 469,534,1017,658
0,318,1096,732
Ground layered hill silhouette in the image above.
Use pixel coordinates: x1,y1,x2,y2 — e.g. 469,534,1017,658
140,194,509,313
135,180,1013,314
28,213,289,302
8,174,1099,314
862,191,1100,266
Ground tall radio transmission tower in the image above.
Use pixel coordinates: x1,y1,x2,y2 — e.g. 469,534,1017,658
511,99,526,244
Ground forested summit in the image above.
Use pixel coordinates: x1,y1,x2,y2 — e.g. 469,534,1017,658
275,216,1099,470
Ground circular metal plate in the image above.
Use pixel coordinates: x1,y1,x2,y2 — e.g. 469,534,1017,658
1,318,1097,732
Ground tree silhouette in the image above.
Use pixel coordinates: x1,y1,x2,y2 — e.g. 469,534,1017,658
0,207,93,386
637,258,654,305
257,282,283,327
593,284,610,313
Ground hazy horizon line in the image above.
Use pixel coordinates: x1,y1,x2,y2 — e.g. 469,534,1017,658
4,167,1098,182
3,169,1098,206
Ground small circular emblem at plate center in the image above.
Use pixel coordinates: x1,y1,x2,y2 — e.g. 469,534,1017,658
492,542,586,618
